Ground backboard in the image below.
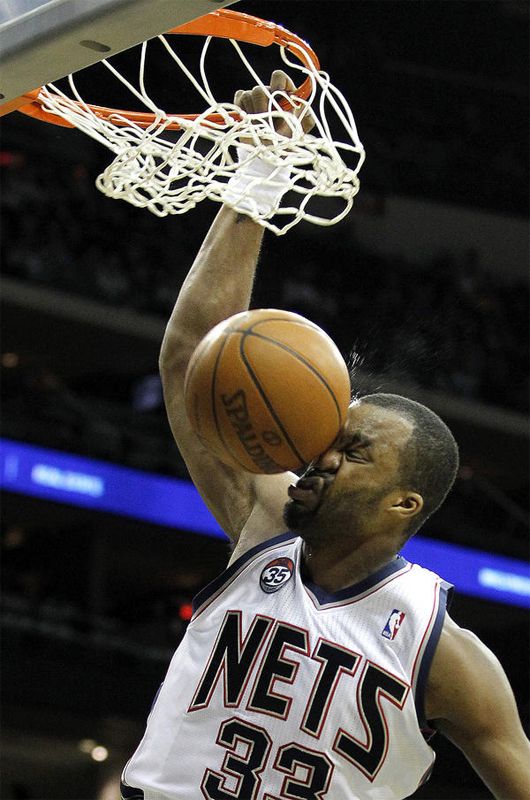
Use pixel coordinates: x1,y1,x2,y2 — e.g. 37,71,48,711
0,0,238,107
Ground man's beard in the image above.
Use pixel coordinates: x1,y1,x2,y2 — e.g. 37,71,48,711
283,482,343,541
283,496,319,532
283,483,391,544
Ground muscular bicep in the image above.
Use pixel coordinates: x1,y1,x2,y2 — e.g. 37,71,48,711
157,203,286,545
163,379,251,538
163,383,294,544
427,615,530,799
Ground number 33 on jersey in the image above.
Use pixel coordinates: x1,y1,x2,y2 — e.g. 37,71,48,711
122,533,452,799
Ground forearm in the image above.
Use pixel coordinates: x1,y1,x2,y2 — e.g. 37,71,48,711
464,734,530,800
436,713,530,800
160,205,265,377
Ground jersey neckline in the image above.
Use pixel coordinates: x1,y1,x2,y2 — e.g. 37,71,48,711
299,551,410,607
191,531,410,616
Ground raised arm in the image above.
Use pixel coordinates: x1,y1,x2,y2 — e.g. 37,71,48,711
160,70,317,549
159,204,293,545
425,614,530,799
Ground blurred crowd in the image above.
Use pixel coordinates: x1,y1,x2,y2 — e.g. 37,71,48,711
315,0,528,215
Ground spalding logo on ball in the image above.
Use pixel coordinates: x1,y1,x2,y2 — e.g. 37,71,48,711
183,308,351,474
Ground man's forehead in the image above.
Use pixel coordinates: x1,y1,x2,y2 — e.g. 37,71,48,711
343,401,414,442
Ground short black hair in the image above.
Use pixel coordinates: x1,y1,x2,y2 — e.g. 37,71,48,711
359,393,459,536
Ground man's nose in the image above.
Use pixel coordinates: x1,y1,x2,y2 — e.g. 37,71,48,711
313,446,341,473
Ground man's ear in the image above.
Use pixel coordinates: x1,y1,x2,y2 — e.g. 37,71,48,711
388,491,424,521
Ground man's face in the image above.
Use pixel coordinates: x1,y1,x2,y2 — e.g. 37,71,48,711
283,401,415,544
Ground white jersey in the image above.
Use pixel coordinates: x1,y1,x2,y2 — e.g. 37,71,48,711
122,532,452,800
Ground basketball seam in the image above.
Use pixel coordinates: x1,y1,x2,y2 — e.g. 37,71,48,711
240,329,344,427
240,332,307,468
248,317,321,333
231,317,321,336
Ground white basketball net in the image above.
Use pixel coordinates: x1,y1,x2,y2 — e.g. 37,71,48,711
36,29,365,235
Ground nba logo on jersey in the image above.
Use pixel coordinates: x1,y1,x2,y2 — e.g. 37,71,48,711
382,609,406,640
260,557,294,593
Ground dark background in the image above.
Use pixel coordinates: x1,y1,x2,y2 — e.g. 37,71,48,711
1,1,528,798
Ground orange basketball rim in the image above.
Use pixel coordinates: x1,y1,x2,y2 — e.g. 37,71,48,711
0,9,320,130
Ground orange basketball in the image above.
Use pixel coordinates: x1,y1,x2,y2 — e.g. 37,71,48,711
184,309,351,474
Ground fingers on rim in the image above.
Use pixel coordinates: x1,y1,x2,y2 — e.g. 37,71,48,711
234,71,311,122
270,69,297,94
251,85,268,99
235,70,298,109
234,89,254,113
250,85,270,112
301,111,317,134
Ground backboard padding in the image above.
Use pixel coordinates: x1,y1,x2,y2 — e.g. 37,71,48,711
0,0,238,103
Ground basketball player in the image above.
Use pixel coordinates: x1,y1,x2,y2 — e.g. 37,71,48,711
121,72,530,799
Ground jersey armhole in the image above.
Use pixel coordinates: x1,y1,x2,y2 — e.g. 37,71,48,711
414,580,454,731
120,780,144,800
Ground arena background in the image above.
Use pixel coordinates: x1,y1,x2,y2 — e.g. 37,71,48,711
1,1,528,798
